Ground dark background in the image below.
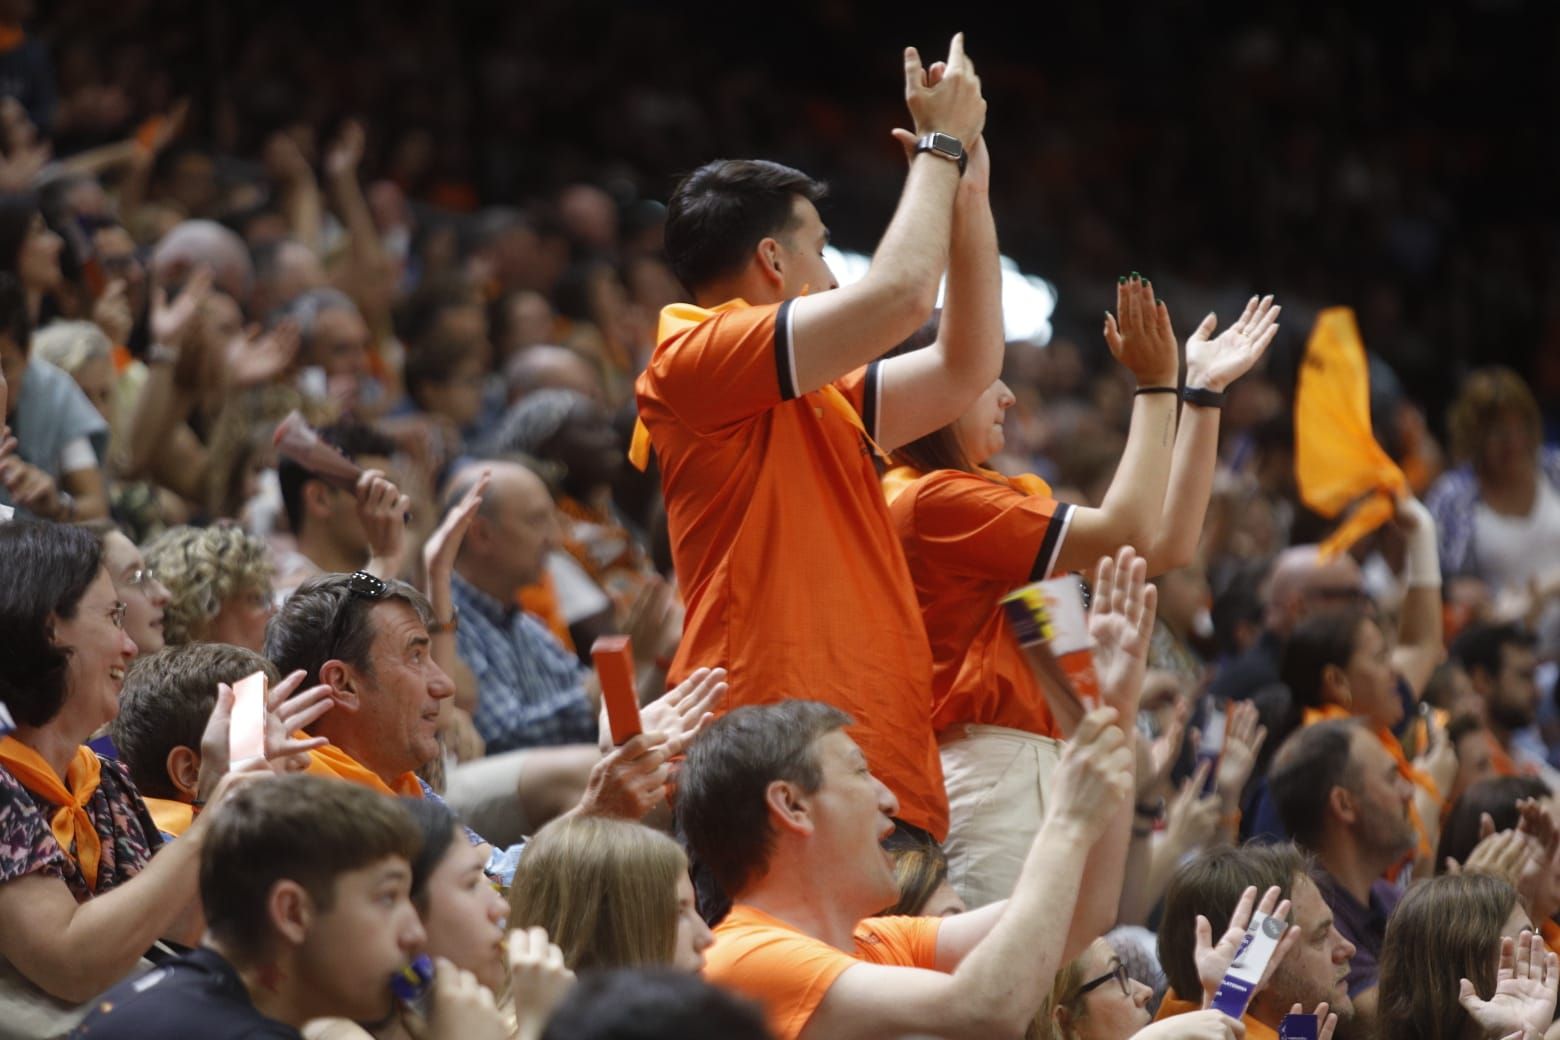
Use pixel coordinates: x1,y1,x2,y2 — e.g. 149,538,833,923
32,0,1560,435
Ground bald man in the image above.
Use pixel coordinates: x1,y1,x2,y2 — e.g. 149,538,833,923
504,344,604,405
1210,545,1367,703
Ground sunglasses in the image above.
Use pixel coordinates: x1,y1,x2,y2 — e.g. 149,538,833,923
324,571,391,653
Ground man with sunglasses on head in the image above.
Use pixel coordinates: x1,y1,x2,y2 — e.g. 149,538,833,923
264,571,710,878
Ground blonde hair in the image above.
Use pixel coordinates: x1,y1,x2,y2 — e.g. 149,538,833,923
33,320,112,375
142,524,275,645
1030,952,1091,1040
508,816,686,971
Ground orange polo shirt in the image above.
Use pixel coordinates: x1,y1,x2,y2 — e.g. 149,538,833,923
635,298,944,838
885,466,1072,737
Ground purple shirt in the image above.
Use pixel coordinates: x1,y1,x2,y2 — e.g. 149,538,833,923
1315,869,1402,996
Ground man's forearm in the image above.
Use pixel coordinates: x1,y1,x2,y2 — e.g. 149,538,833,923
937,182,1002,390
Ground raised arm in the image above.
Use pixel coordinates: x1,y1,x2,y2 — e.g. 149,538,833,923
874,135,1003,451
788,33,986,395
804,708,1133,1040
1392,496,1444,698
1051,278,1180,572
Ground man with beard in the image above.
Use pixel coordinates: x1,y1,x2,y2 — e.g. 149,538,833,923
1451,622,1551,782
1157,844,1356,1040
1268,719,1415,1027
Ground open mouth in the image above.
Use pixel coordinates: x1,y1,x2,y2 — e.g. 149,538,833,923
108,666,126,683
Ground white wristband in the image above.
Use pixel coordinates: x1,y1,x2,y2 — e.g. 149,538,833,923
1400,497,1442,588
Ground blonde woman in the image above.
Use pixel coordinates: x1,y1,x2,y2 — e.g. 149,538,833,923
142,524,276,651
508,815,713,973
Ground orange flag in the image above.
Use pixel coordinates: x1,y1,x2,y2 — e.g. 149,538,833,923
1294,307,1405,559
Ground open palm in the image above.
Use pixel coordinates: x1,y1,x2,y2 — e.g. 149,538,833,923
1088,546,1157,716
1184,294,1281,392
1459,931,1559,1037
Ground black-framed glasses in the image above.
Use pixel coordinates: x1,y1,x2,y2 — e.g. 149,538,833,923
1077,959,1130,999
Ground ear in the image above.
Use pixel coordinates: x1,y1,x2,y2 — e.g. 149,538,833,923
764,779,814,838
1321,663,1351,707
268,879,314,947
166,745,202,801
302,478,336,521
318,660,361,713
1052,1003,1072,1035
1329,783,1358,826
754,237,785,290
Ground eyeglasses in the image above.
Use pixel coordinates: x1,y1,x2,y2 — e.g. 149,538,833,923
109,602,127,630
122,567,156,589
1076,959,1130,1000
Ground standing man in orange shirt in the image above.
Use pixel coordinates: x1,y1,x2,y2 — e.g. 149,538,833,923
634,33,1001,848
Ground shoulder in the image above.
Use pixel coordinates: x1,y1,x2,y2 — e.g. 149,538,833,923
852,915,941,968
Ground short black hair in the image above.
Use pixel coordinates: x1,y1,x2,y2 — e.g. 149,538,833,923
200,776,420,961
112,644,282,800
1268,719,1362,850
264,571,433,691
0,521,104,727
1450,622,1536,681
276,420,397,535
1280,607,1368,709
399,796,461,913
403,333,484,404
677,700,851,897
663,160,826,292
540,969,772,1040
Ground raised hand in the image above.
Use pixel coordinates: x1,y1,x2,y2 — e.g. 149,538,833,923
264,670,335,773
425,469,489,584
225,320,301,389
1184,295,1280,393
150,266,213,349
1287,1002,1339,1040
1458,931,1560,1039
325,119,366,181
508,926,576,1040
1047,707,1136,842
1104,274,1179,387
1138,693,1190,802
1164,760,1222,853
356,467,412,576
577,731,676,820
903,32,986,147
1088,546,1159,719
1215,699,1267,806
1195,885,1299,1006
638,666,728,756
624,577,683,666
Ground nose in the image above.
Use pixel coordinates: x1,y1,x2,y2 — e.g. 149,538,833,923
695,914,715,952
427,661,456,702
121,629,139,659
1132,979,1151,1007
149,579,172,608
485,886,508,925
996,380,1015,409
400,907,427,952
1335,931,1356,962
875,775,900,819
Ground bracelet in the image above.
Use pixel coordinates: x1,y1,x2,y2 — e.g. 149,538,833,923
1181,385,1227,409
1133,386,1178,397
427,607,460,635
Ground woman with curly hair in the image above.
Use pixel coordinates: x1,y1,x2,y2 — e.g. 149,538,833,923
141,524,275,651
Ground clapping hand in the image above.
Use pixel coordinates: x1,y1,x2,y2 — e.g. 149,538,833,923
1184,295,1280,393
1089,546,1159,721
1214,699,1267,807
1104,274,1179,388
1458,930,1559,1039
903,33,986,149
1195,885,1299,1007
1049,707,1136,843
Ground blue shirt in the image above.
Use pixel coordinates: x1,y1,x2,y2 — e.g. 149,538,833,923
450,571,598,753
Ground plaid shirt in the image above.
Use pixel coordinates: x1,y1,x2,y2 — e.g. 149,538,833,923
451,572,599,753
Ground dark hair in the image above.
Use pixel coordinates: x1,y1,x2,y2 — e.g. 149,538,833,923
111,644,282,800
540,968,773,1040
1158,843,1311,1000
1280,607,1369,709
1378,873,1517,1040
264,572,434,690
1267,719,1362,850
677,701,852,897
0,272,31,352
663,160,826,292
0,521,105,727
399,796,461,912
403,332,483,405
276,421,398,535
200,776,421,961
1436,775,1553,872
1450,622,1535,682
885,311,993,478
0,192,40,276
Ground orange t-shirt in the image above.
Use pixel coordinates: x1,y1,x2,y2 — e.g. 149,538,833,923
705,903,942,1040
886,467,1073,737
635,299,944,838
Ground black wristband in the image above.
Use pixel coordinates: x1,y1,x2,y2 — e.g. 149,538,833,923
1134,386,1178,398
1181,385,1227,409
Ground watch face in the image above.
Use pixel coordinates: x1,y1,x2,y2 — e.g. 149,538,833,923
930,132,963,158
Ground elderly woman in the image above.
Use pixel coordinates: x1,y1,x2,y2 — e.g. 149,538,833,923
142,524,276,651
31,321,115,423
0,522,248,1021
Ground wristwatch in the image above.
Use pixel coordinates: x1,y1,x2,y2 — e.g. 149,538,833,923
914,132,968,176
427,607,460,635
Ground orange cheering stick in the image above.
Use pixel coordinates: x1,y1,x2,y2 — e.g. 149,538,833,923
592,636,642,746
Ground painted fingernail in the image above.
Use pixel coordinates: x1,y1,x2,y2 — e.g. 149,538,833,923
1157,298,1165,306
1130,270,1140,280
1118,275,1127,284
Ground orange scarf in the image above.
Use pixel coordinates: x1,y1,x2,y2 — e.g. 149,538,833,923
0,737,103,890
1302,704,1439,860
306,742,424,798
143,797,195,838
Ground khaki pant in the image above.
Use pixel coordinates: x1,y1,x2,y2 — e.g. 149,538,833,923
939,724,1062,909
